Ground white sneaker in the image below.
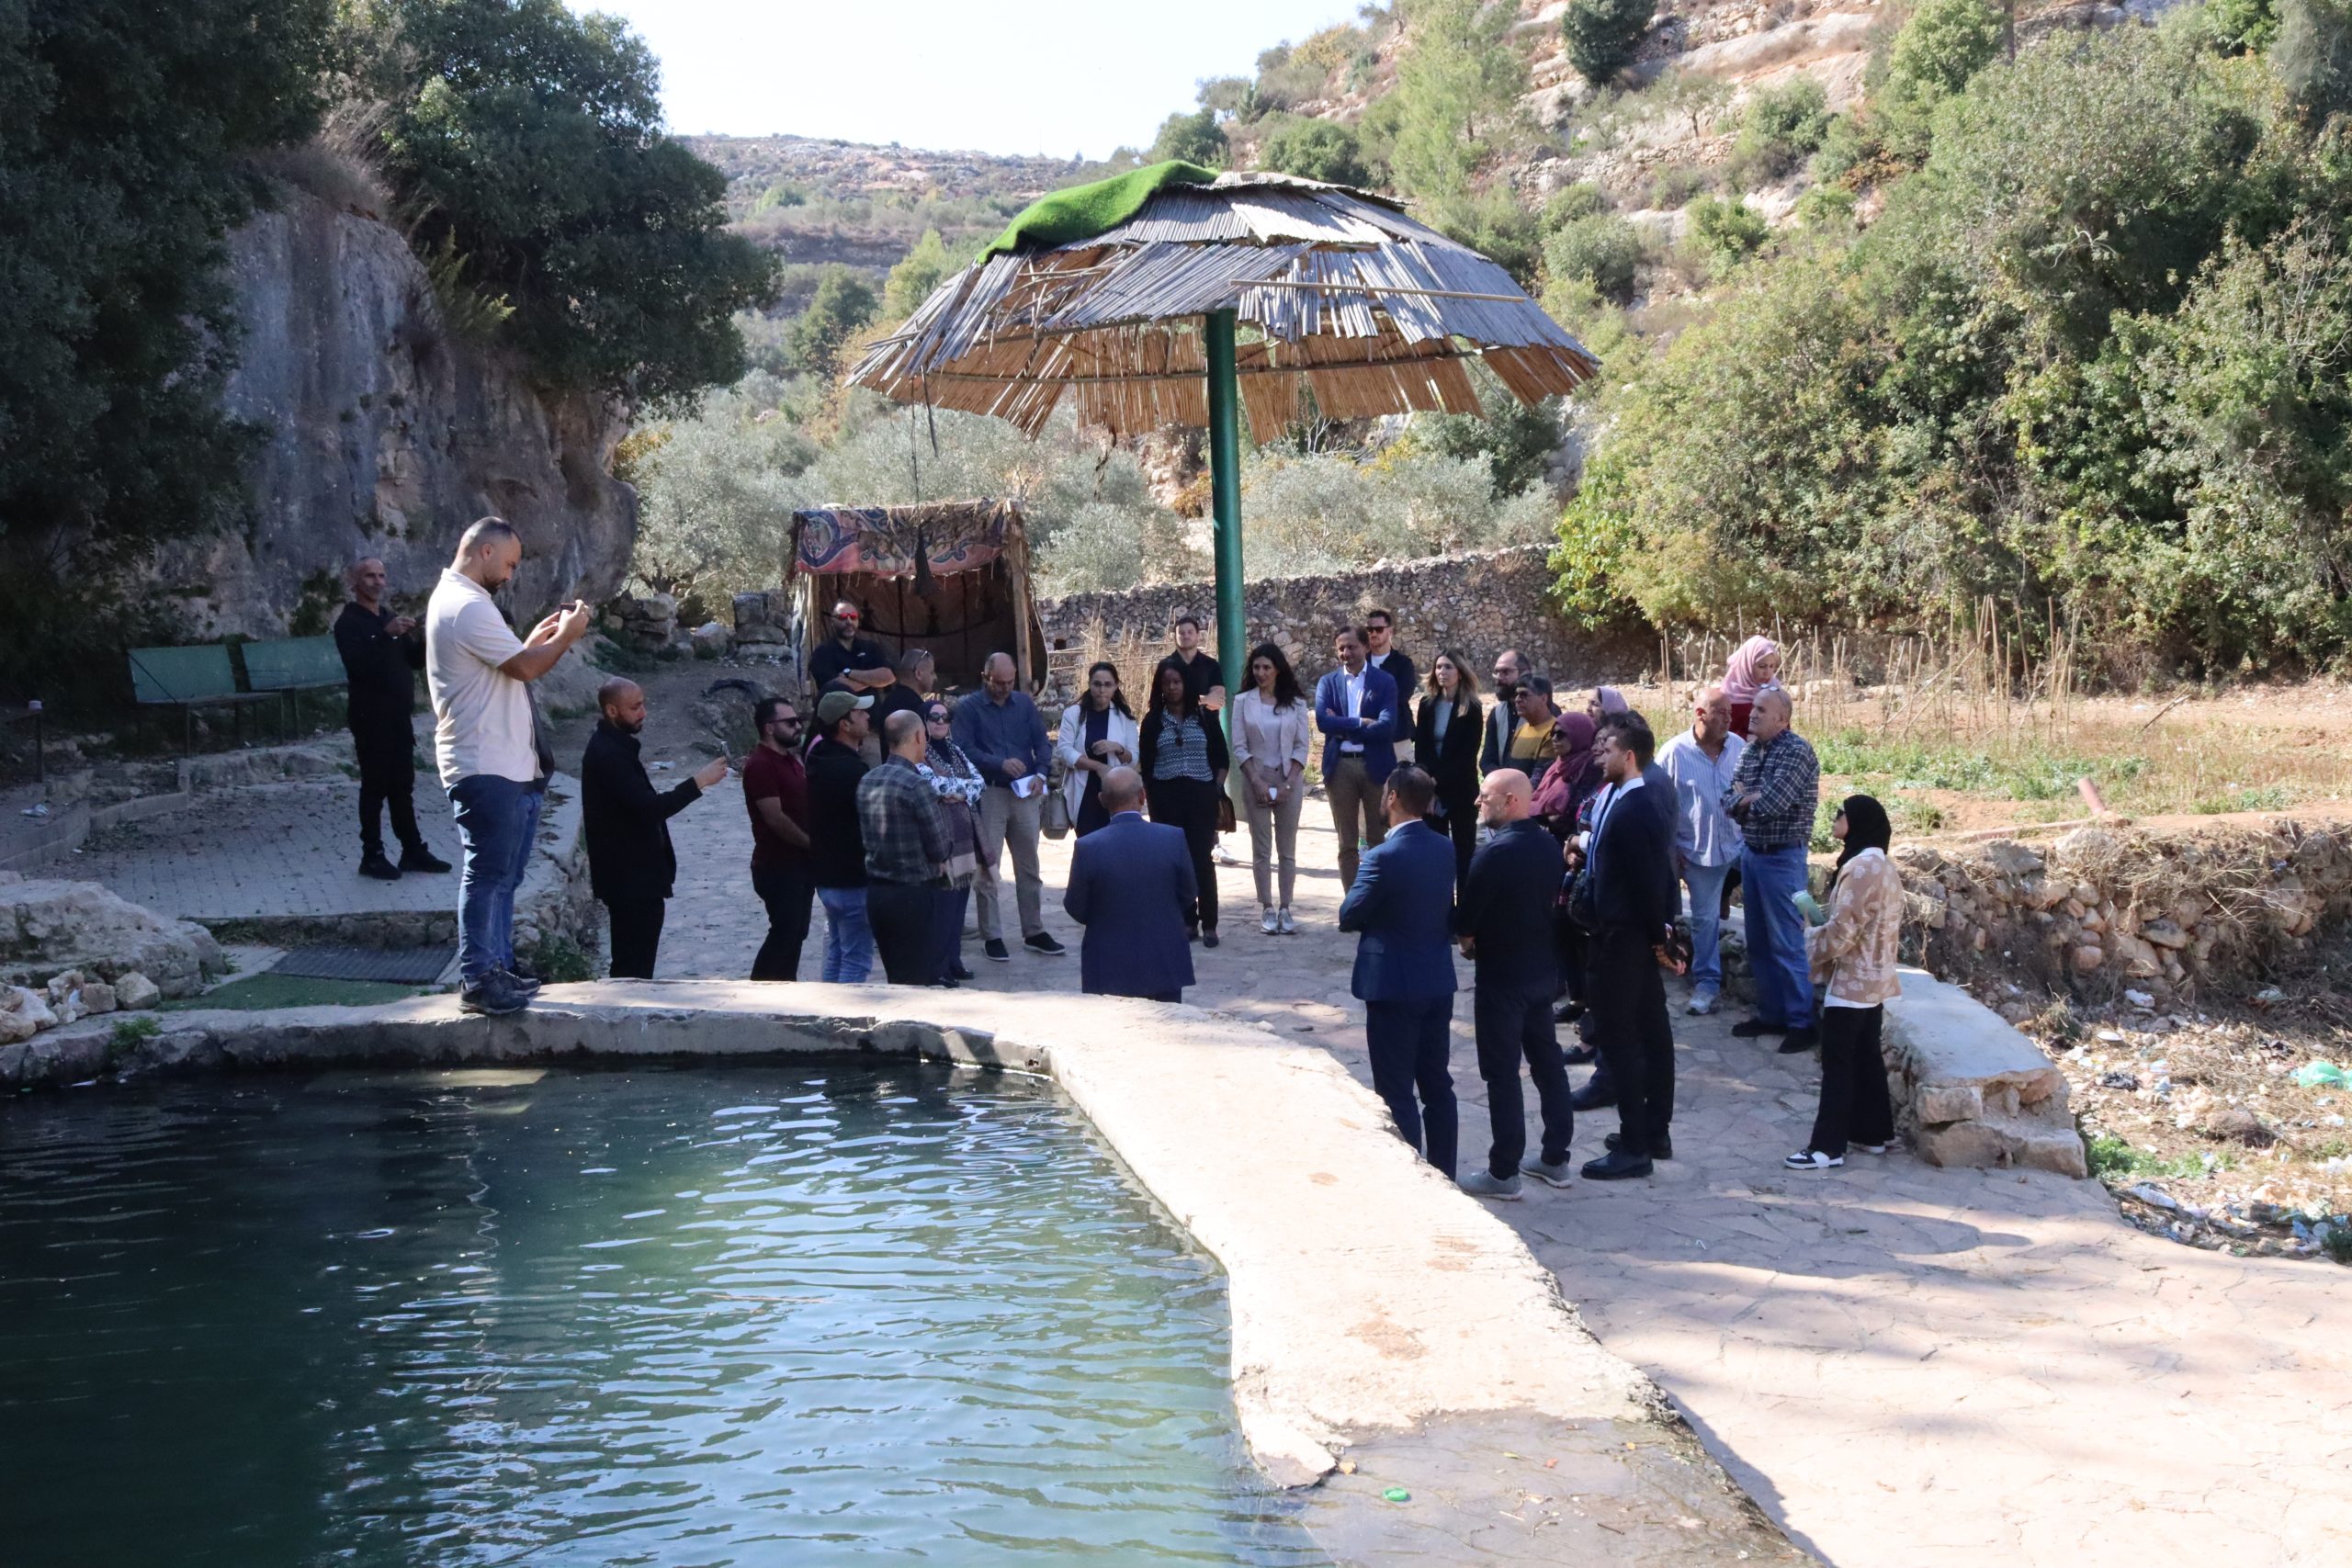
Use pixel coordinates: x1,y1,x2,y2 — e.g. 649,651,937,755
1212,844,1241,866
1261,906,1280,934
1277,908,1297,935
1687,988,1719,1016
1851,1141,1891,1156
1783,1148,1844,1170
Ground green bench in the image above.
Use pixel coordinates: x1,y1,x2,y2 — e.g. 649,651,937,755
127,644,278,754
243,636,348,731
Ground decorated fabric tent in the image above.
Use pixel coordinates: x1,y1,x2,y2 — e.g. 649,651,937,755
847,163,1599,695
787,499,1045,693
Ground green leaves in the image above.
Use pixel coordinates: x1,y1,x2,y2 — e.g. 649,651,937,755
1560,0,1657,87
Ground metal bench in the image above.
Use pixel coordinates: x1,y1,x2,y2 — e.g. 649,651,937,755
127,645,277,755
242,636,348,732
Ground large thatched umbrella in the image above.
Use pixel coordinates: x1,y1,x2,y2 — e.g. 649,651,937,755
847,164,1599,696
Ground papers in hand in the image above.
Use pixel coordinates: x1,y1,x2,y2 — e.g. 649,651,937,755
1011,773,1046,799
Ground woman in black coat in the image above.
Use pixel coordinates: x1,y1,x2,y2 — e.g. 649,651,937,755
1412,649,1486,897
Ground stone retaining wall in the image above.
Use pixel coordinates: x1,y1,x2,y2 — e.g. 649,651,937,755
1892,818,2352,1008
1038,547,1652,693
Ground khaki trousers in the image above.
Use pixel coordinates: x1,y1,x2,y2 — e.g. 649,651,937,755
1245,782,1305,909
975,786,1045,942
1324,754,1387,891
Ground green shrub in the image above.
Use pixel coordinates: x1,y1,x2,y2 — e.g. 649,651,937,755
2208,0,2280,51
1728,78,1833,186
1794,185,1860,230
1544,212,1645,302
108,1015,163,1060
1259,118,1371,185
787,267,877,376
1687,196,1770,264
1562,0,1658,85
1645,162,1713,209
1543,182,1612,230
1148,106,1228,166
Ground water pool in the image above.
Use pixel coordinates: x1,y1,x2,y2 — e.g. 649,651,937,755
0,1064,1328,1566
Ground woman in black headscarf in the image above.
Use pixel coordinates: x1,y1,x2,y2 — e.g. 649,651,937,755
1787,794,1902,1170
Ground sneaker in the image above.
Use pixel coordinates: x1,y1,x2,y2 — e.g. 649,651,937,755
1202,931,1220,949
458,975,528,1016
1212,844,1241,866
984,939,1012,963
1458,1170,1523,1201
1851,1141,1892,1156
1778,1026,1820,1055
1730,1017,1782,1039
1686,988,1719,1016
500,966,543,996
1261,907,1280,934
1277,908,1297,935
1579,1149,1655,1181
1519,1156,1576,1188
1605,1131,1673,1160
1784,1148,1844,1170
1023,931,1067,957
399,845,453,874
358,852,401,882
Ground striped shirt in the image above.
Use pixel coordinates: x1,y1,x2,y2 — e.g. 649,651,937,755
1148,714,1215,783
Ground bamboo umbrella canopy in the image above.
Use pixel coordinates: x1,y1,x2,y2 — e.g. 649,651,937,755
845,166,1600,694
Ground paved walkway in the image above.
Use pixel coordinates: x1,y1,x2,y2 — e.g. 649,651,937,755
63,752,2352,1564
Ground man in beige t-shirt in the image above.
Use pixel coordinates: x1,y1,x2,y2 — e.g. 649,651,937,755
424,517,594,1015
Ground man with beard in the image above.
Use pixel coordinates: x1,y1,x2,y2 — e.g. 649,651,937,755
581,677,729,979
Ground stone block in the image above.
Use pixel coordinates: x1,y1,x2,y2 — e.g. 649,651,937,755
79,981,117,1015
1914,1083,1984,1124
115,972,161,1010
1883,967,2086,1178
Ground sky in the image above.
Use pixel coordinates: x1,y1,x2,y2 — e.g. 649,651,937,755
570,0,1368,157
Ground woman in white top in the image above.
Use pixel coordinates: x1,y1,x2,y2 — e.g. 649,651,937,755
1229,641,1312,934
1056,661,1140,837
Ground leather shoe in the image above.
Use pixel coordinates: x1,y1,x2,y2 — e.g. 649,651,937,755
1730,1017,1782,1038
948,961,975,981
1553,1000,1585,1024
1778,1027,1820,1054
1579,1149,1654,1181
358,852,401,882
1568,1082,1616,1112
399,845,453,874
1605,1131,1673,1160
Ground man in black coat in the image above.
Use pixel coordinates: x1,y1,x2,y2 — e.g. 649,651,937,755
1579,713,1680,1180
1455,767,1577,1201
581,678,729,979
334,558,449,880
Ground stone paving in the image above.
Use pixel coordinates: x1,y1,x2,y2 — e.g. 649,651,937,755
65,755,2352,1565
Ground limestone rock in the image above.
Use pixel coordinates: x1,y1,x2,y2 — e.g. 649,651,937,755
1985,841,2045,877
115,972,162,1010
690,620,732,658
79,981,117,1015
6,986,58,1032
0,878,221,998
535,642,609,720
44,969,85,1004
0,1007,33,1045
2199,1105,2274,1145
2141,919,2189,951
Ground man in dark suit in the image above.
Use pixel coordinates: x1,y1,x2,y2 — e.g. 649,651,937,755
1580,713,1680,1180
581,678,729,979
1455,767,1577,1200
1314,625,1400,892
1337,765,1458,1179
1363,607,1417,724
1062,767,1196,1003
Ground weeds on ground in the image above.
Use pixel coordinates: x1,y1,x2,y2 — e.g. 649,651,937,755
2086,1134,2235,1180
107,1015,161,1060
524,933,594,984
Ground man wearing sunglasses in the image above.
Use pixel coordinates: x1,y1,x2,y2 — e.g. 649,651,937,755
744,696,814,981
808,601,896,697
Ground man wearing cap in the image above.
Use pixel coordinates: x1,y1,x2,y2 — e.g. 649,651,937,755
808,688,876,982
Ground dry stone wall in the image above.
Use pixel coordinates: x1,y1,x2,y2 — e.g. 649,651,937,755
1037,547,1651,694
1891,819,2352,1008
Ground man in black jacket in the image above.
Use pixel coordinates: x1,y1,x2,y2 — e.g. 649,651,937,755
581,678,729,979
1580,713,1680,1180
334,558,449,880
1455,767,1577,1201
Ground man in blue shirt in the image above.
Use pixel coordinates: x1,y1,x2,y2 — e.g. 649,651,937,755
950,652,1067,963
1315,625,1400,893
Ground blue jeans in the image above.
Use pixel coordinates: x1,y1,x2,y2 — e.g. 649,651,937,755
1740,843,1815,1028
817,886,873,983
1681,856,1734,992
449,775,542,988
1366,995,1458,1180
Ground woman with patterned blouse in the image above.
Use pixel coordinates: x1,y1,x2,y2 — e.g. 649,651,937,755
1139,658,1231,947
1788,795,1903,1170
917,699,988,986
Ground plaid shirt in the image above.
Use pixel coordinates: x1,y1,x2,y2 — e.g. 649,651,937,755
856,756,949,885
1723,728,1819,852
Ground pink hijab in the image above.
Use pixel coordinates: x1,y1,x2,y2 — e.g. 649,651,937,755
1724,637,1781,704
1591,686,1630,716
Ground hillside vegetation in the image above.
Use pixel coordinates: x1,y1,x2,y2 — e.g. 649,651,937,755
647,0,2352,679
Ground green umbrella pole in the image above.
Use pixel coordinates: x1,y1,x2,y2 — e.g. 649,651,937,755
1204,309,1246,706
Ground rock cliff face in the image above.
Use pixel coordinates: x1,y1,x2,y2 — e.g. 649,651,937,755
155,184,636,635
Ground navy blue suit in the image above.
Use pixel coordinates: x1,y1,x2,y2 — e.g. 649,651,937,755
1586,773,1679,1154
1063,810,1196,1002
1337,819,1459,1178
1313,663,1400,783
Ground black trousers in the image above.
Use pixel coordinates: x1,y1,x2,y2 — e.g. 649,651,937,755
1588,927,1675,1151
605,898,665,980
1365,995,1458,1179
1810,1004,1895,1156
1473,982,1575,1179
1425,798,1478,900
1146,774,1220,933
866,879,938,985
751,863,814,981
352,716,422,858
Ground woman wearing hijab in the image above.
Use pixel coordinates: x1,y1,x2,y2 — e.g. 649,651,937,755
1585,686,1631,724
1786,795,1902,1170
1529,712,1602,1023
1721,637,1782,739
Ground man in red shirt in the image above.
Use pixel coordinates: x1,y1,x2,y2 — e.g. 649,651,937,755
742,695,813,980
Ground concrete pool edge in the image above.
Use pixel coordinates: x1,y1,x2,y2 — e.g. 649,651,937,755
8,982,1805,1563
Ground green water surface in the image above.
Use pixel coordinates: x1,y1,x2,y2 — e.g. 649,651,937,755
0,1065,1327,1566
